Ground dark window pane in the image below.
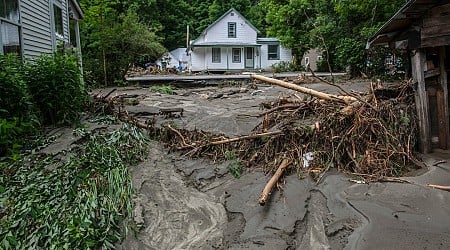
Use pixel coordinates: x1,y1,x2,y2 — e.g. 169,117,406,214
2,0,19,22
0,1,4,19
232,48,240,63
1,21,21,55
54,4,63,38
268,44,279,60
228,22,236,38
212,48,221,63
69,19,77,47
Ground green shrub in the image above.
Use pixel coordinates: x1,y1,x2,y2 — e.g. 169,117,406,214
271,61,304,73
149,85,175,95
24,53,88,125
0,54,33,120
0,124,148,249
0,54,37,157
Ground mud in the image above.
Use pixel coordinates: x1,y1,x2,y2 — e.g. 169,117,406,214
95,80,450,249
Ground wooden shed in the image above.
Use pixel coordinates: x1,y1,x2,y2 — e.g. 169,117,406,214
367,0,450,153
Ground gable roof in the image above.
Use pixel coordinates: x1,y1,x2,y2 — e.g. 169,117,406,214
367,0,447,47
200,8,260,36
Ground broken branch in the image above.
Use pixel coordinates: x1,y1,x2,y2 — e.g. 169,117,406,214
427,184,450,191
210,131,283,146
259,159,291,206
252,74,357,104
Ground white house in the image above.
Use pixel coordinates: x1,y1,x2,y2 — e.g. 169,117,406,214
188,8,292,72
0,0,83,61
156,47,189,70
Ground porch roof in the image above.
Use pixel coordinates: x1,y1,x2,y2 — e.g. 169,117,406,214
191,42,261,48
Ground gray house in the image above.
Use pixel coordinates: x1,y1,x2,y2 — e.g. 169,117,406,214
0,0,83,60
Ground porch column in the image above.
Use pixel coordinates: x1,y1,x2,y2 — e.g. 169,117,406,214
412,50,431,153
438,46,449,149
227,47,229,70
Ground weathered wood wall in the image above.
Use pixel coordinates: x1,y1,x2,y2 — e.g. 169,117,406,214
421,3,450,47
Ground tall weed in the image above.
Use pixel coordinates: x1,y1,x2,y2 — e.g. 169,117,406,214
24,53,88,125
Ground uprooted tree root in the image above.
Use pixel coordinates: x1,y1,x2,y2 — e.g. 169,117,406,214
93,79,420,181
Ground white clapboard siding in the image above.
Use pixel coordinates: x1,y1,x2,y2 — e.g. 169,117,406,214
260,44,292,70
20,0,71,58
203,11,257,44
20,0,53,57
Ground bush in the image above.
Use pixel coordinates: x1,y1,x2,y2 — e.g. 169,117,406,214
0,54,33,120
0,54,37,157
271,61,304,73
24,53,88,125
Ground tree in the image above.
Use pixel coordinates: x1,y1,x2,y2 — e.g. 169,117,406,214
79,0,165,85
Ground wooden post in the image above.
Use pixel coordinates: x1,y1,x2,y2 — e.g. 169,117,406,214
438,46,449,149
412,50,431,153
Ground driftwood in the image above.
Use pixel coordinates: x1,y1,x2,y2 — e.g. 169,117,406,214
427,184,450,191
259,159,290,206
252,74,357,104
210,131,283,146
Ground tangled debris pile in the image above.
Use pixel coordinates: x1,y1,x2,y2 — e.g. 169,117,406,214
93,74,421,203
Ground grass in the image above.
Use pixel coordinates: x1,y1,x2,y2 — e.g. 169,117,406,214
225,150,242,178
148,85,175,95
0,123,148,249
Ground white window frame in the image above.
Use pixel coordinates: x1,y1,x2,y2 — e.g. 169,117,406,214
52,1,64,40
305,57,310,67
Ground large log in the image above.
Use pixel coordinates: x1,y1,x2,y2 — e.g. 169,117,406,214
252,74,357,104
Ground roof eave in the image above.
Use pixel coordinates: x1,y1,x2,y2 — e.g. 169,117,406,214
70,0,84,19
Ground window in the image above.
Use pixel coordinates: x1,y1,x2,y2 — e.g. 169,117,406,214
304,57,310,67
1,22,21,54
317,55,323,61
228,22,236,38
0,0,21,55
268,44,279,60
385,54,394,65
53,4,64,39
232,48,241,63
212,48,221,63
1,1,19,22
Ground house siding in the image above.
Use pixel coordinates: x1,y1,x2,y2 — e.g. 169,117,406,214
190,47,206,71
20,0,53,57
201,11,257,44
260,44,292,70
20,0,71,58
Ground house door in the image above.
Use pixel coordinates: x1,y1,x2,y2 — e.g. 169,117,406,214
245,47,254,68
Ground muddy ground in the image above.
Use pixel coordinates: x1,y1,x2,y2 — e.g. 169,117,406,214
87,78,450,249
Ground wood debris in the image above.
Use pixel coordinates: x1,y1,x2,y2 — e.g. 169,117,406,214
92,74,422,205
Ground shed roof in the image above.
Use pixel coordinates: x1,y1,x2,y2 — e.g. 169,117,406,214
367,0,449,48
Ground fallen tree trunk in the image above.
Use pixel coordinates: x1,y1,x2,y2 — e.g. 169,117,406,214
252,74,357,104
259,159,290,206
427,184,450,191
